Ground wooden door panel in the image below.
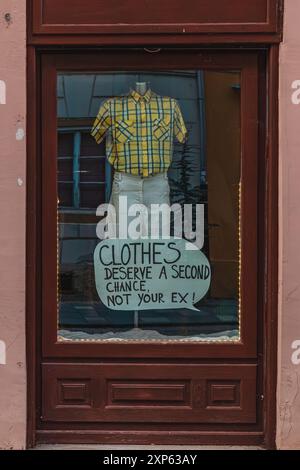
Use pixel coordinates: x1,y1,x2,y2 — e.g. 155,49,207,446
31,0,279,35
42,363,257,424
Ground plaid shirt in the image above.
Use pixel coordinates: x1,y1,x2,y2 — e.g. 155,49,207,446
91,89,187,177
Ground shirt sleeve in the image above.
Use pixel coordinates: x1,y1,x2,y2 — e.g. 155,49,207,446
90,100,111,144
173,100,188,144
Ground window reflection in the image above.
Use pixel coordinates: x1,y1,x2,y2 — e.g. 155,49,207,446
57,71,241,342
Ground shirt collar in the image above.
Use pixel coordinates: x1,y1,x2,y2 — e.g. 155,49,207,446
130,88,152,103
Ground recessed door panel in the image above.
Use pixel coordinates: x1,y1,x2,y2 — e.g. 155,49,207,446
42,363,257,424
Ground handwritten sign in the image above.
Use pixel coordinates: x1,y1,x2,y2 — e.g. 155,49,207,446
94,238,211,311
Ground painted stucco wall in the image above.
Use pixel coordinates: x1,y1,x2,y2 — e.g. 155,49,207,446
0,0,300,450
277,0,300,450
0,1,27,449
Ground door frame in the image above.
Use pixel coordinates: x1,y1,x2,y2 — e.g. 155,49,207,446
42,50,258,360
26,45,278,448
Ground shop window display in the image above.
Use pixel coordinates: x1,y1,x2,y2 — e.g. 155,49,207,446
57,71,241,342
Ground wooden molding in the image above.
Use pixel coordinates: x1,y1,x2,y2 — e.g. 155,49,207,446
29,0,283,44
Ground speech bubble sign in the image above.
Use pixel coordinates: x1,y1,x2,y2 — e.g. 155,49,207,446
94,238,211,311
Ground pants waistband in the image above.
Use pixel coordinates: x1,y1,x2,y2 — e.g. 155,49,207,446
114,171,168,180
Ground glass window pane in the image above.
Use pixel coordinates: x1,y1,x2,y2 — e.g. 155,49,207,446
57,71,241,342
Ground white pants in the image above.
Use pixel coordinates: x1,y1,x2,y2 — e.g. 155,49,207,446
108,171,170,238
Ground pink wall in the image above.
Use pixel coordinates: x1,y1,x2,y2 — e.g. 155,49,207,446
0,1,26,449
0,0,299,450
277,0,300,450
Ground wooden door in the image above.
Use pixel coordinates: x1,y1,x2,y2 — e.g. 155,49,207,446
35,50,266,446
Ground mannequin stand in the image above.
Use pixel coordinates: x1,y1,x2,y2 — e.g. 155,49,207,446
134,310,139,329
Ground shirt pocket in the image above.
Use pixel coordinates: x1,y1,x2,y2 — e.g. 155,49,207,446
153,116,171,142
114,119,134,144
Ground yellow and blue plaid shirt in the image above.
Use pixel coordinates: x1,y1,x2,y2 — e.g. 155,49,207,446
91,89,187,177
